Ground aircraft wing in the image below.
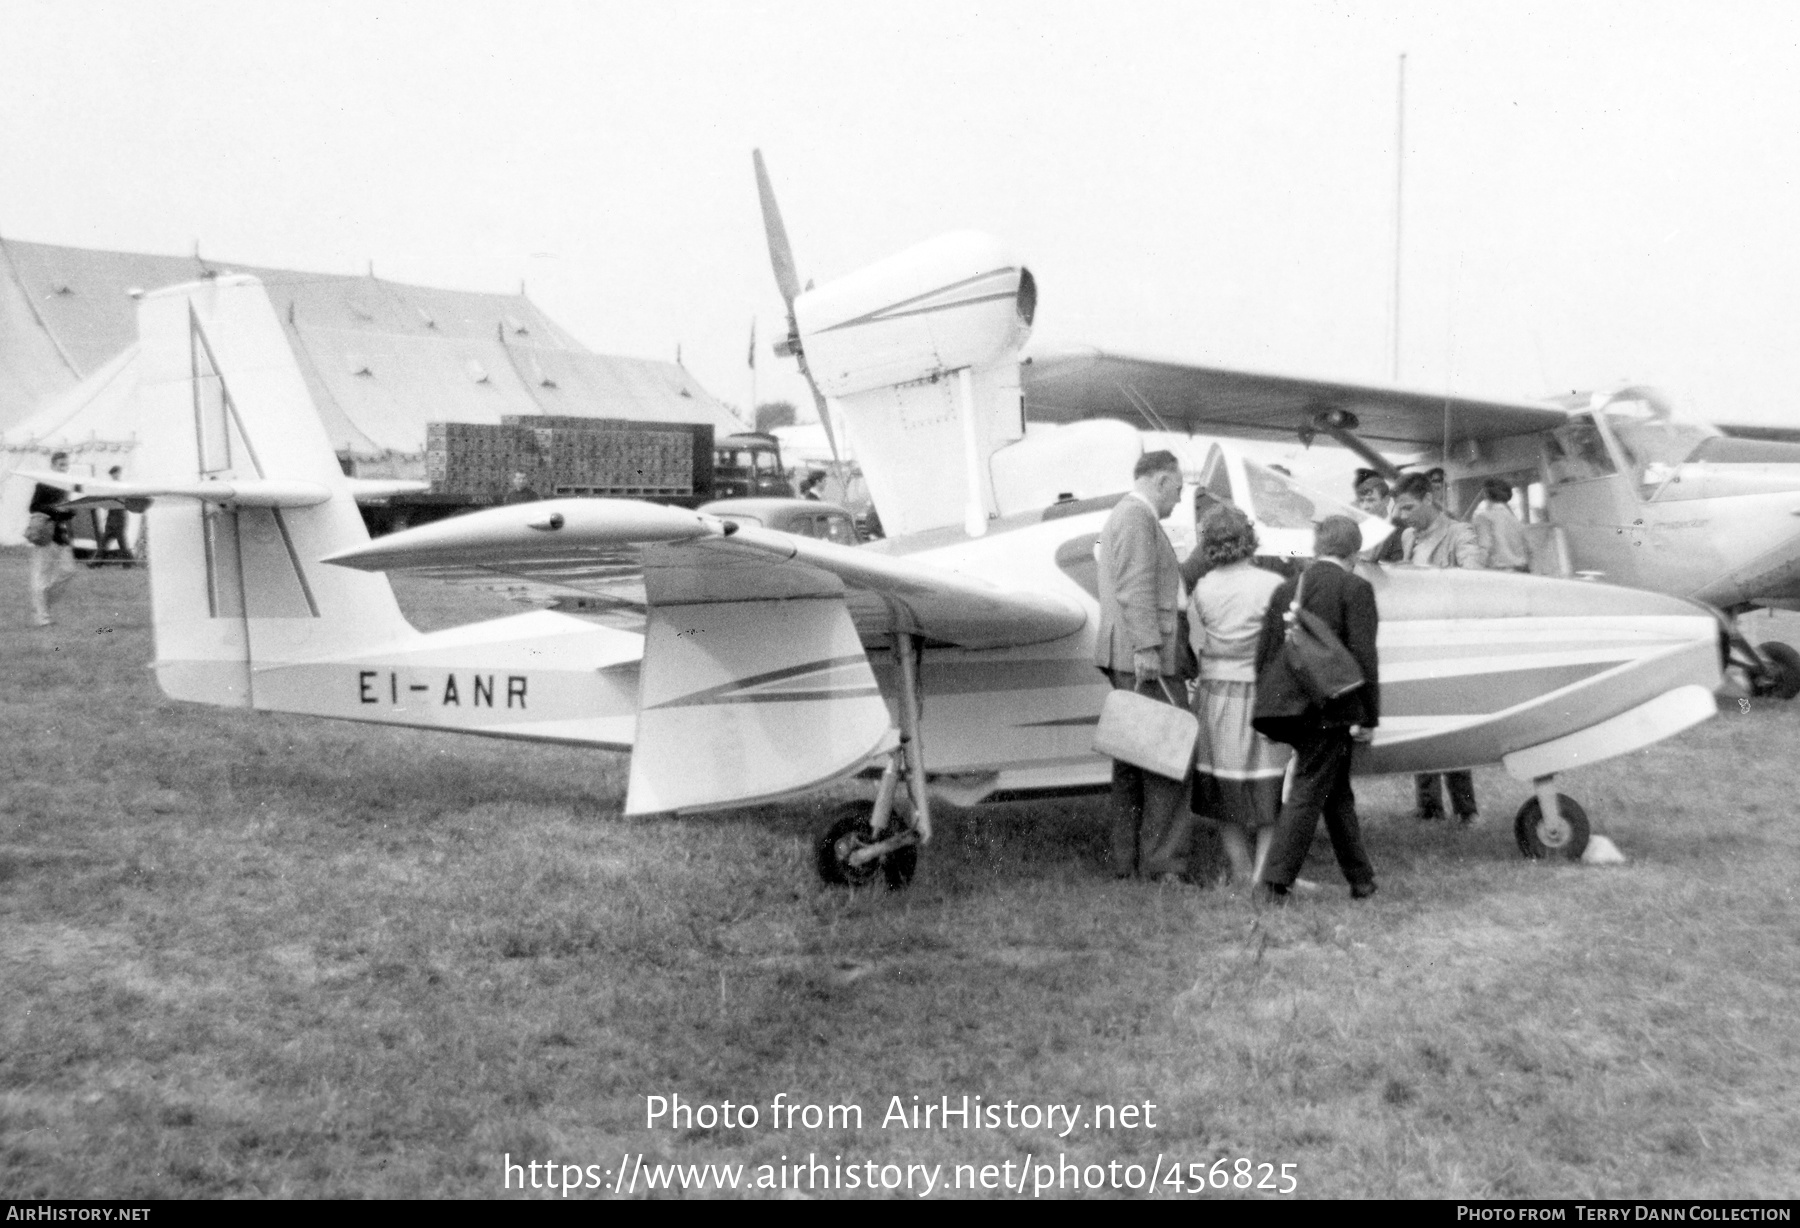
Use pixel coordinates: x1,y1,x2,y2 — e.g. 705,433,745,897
1716,422,1800,446
1023,347,1572,449
323,499,1086,650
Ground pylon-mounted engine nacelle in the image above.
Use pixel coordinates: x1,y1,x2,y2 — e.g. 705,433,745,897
795,231,1035,397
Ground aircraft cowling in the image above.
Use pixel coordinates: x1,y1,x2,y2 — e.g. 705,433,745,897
790,231,1040,539
795,231,1034,398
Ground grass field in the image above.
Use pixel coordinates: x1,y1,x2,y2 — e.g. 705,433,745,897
2,553,1797,1199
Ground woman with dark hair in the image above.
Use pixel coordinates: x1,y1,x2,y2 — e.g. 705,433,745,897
1187,503,1291,884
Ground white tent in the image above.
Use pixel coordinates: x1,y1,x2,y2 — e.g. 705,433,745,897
0,240,750,544
0,346,142,545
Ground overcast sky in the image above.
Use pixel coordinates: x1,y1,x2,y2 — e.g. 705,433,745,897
4,0,1798,425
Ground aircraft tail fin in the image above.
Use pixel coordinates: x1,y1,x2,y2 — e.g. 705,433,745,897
132,275,416,707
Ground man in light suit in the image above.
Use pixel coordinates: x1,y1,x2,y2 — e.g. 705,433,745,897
1095,450,1191,881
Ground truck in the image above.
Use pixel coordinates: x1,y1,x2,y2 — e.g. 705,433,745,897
711,431,795,500
359,418,790,534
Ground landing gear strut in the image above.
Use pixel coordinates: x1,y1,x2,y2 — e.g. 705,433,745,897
1722,619,1800,699
1514,776,1591,861
815,633,931,889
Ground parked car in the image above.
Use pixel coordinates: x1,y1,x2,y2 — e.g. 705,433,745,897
697,497,862,545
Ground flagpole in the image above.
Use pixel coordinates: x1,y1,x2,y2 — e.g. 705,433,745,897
1391,52,1406,383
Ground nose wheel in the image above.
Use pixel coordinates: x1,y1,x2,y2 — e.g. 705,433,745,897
1514,785,1590,860
1757,641,1800,699
816,801,920,889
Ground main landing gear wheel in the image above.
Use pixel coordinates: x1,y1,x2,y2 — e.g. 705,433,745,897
1514,793,1591,861
1757,641,1800,700
815,803,919,890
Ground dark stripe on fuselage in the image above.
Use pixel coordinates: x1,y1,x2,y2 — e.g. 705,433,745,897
1381,659,1628,717
988,660,1630,728
908,657,1106,696
650,654,871,709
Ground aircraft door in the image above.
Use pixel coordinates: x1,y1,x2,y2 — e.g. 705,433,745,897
1541,414,1654,586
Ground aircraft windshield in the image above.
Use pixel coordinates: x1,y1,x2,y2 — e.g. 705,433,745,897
1600,399,1718,494
1243,459,1320,529
1240,459,1384,557
1544,416,1617,484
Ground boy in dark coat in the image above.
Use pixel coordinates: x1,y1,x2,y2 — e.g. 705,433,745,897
1253,515,1381,900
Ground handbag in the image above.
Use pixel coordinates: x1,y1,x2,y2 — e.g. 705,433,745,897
1282,571,1365,704
1094,677,1199,781
1251,569,1364,745
24,512,53,547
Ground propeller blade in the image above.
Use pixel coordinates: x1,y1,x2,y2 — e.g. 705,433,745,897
753,149,802,308
808,384,842,468
752,148,842,467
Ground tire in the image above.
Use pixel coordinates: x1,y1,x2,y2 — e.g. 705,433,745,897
814,803,917,889
1514,793,1591,861
1758,641,1800,700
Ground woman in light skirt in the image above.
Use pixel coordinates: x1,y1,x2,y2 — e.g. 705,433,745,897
1188,504,1292,885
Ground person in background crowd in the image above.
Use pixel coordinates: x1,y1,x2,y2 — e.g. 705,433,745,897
1395,471,1484,824
1188,503,1291,886
1354,470,1405,564
28,452,79,627
1252,515,1381,902
1471,477,1530,572
1095,450,1194,883
1426,467,1457,518
799,471,825,500
98,465,133,562
501,470,540,504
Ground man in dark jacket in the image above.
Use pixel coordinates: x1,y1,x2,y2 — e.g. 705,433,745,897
1253,515,1381,901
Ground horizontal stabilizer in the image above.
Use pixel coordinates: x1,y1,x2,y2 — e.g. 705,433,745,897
347,478,430,502
19,469,331,509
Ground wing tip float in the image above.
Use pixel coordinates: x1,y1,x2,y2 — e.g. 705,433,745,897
321,496,1087,651
321,499,735,569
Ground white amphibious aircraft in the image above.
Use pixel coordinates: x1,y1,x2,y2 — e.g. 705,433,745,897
25,234,1722,884
1024,357,1800,697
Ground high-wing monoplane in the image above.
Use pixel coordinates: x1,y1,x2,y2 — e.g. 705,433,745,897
23,179,1724,883
1023,353,1800,697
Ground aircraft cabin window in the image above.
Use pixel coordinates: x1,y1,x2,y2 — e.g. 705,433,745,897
1242,459,1319,529
1603,410,1714,495
1544,416,1617,484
